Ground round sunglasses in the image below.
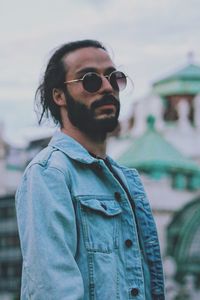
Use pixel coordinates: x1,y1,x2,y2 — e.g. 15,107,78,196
65,70,127,93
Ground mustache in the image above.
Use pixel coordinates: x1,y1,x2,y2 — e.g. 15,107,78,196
91,95,119,111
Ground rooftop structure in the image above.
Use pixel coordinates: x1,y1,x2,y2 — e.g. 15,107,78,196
118,116,200,190
153,63,200,97
167,195,200,291
152,63,200,122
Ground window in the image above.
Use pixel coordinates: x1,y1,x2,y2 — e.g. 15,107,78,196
0,234,20,249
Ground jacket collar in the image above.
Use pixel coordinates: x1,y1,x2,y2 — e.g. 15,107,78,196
48,130,100,165
48,130,123,169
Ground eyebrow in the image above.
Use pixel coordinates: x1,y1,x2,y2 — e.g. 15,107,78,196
76,66,116,77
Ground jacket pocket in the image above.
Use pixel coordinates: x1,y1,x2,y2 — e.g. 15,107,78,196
78,197,122,253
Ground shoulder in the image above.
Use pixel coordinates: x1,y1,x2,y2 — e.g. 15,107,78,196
16,146,71,199
24,145,71,179
26,146,69,171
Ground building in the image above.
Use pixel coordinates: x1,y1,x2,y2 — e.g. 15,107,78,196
113,61,200,299
167,196,200,299
0,194,21,300
0,127,53,300
152,63,200,123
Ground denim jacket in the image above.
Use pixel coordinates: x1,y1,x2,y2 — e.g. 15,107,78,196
16,131,165,300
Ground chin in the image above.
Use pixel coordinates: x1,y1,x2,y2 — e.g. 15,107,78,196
96,117,119,133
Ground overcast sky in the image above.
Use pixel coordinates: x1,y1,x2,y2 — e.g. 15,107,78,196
0,0,200,140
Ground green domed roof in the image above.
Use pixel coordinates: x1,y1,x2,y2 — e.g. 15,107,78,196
117,116,200,180
152,64,200,96
167,196,200,280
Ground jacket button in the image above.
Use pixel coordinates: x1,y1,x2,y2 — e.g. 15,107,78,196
131,288,139,296
125,239,133,247
114,192,121,201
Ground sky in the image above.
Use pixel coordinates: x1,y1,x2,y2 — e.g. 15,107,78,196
0,0,200,142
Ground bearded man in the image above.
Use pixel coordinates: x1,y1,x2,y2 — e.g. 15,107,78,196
16,39,165,300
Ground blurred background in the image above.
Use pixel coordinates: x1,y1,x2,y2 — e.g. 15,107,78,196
0,0,200,299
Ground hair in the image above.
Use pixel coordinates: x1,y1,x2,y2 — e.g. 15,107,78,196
35,39,107,126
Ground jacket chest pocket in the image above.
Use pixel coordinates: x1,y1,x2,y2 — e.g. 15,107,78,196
78,197,122,253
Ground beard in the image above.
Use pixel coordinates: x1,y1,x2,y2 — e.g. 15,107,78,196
64,89,120,140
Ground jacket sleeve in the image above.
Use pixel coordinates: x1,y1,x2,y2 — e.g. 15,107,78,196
15,163,84,300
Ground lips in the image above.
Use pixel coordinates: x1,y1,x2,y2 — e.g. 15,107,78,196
98,104,116,110
94,104,117,117
91,95,119,111
91,95,120,119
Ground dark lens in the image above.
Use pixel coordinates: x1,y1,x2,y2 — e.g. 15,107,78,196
110,71,127,91
82,73,102,93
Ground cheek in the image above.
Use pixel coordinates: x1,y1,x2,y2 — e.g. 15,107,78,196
68,86,94,107
67,84,83,98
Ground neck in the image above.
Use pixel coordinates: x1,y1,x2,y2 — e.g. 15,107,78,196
61,126,107,159
60,107,108,158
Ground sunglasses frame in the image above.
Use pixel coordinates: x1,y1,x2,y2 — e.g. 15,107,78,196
64,70,127,93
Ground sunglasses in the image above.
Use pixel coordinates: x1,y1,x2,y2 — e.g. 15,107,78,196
65,70,127,93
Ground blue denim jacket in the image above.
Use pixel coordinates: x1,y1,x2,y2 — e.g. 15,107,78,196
16,131,165,300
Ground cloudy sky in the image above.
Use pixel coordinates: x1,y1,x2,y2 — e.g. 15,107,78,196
0,0,200,140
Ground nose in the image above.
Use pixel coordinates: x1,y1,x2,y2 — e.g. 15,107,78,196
100,75,114,94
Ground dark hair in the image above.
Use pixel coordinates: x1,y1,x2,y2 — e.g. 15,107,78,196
35,39,106,126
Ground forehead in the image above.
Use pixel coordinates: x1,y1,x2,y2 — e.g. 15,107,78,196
63,47,115,76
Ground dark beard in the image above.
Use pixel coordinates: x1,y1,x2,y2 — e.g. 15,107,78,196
64,90,120,140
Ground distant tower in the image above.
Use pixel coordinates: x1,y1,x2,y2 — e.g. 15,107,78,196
194,94,200,130
152,55,200,124
187,51,195,64
177,98,193,133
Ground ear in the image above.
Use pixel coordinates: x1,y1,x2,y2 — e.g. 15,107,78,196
52,88,66,106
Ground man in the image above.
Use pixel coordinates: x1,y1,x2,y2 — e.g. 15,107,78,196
16,39,165,300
